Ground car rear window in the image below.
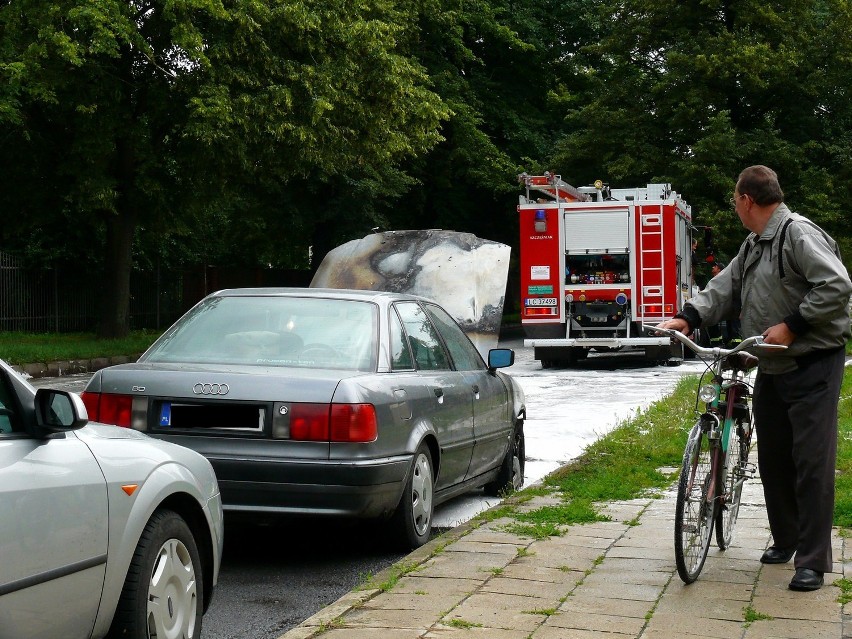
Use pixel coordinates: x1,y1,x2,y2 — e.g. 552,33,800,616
143,296,378,371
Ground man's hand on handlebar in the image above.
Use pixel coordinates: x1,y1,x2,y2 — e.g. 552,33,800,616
655,318,690,335
761,321,796,346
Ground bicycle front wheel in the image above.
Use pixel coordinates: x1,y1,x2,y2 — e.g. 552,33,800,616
675,422,716,584
715,418,750,549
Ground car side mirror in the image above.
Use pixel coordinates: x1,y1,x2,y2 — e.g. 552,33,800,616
488,348,515,370
34,389,89,434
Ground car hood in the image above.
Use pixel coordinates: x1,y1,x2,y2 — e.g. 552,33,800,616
86,362,366,403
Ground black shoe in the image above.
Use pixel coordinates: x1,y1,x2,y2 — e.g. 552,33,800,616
789,568,824,591
760,546,796,564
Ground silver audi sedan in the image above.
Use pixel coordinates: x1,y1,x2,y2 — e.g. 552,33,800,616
0,359,223,639
81,288,526,548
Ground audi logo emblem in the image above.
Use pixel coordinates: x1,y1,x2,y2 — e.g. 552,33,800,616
193,383,230,396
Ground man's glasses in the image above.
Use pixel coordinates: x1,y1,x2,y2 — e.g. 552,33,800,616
729,194,748,206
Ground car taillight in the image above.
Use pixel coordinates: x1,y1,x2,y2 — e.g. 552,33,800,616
289,403,330,441
330,404,377,443
288,403,377,442
80,391,100,420
81,392,132,428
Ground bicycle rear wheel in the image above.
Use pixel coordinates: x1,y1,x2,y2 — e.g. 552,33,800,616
675,422,716,584
715,418,751,549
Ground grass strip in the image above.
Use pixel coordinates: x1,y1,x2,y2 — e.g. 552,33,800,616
499,375,697,534
0,330,161,365
833,370,852,528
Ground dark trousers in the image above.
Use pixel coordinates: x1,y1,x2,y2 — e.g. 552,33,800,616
753,348,845,574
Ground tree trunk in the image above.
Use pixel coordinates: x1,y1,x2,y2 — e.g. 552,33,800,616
98,209,136,338
309,223,337,279
97,45,138,339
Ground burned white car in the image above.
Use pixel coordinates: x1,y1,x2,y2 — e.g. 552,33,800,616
82,288,525,548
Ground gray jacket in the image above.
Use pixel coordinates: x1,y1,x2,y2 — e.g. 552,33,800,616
685,203,851,374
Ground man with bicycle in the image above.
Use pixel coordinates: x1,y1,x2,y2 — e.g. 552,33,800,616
659,165,851,591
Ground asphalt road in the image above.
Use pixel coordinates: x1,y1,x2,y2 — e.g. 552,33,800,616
201,518,415,639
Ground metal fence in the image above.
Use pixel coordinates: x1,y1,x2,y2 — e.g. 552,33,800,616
0,251,311,333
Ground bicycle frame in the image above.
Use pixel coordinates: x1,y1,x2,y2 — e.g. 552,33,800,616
684,353,751,542
700,360,751,509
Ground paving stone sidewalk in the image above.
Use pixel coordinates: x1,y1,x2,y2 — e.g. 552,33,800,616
280,452,851,639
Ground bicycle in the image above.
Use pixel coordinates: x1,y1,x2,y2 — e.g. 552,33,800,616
644,326,787,584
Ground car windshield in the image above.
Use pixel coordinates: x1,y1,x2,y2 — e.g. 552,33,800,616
144,296,378,371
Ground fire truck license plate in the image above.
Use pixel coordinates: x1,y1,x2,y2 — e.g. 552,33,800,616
526,297,557,306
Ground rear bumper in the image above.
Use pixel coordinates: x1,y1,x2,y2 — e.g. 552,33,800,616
525,337,670,348
209,454,413,519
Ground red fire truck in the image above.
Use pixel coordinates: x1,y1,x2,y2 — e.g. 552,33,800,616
518,172,698,367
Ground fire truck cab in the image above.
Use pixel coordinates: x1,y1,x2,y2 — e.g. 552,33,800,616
518,173,696,367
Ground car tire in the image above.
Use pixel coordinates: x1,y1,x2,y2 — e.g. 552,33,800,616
107,509,203,639
390,443,434,550
485,423,525,496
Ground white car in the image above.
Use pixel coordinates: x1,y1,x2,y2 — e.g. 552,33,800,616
0,359,223,639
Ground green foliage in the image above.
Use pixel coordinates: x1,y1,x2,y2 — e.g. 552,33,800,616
356,560,420,593
446,619,483,629
521,607,556,616
834,577,852,605
516,501,609,527
833,371,852,526
502,520,563,540
0,0,451,333
550,0,852,266
743,605,773,623
5,0,852,328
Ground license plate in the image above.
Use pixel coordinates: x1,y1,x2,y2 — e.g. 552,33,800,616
526,297,558,306
590,316,608,323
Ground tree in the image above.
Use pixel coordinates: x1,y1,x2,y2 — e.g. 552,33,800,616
0,0,447,335
549,0,852,264
372,0,604,250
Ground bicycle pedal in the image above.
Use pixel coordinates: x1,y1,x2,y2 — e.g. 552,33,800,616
739,463,756,478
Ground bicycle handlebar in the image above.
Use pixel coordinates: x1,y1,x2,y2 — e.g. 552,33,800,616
641,324,788,360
